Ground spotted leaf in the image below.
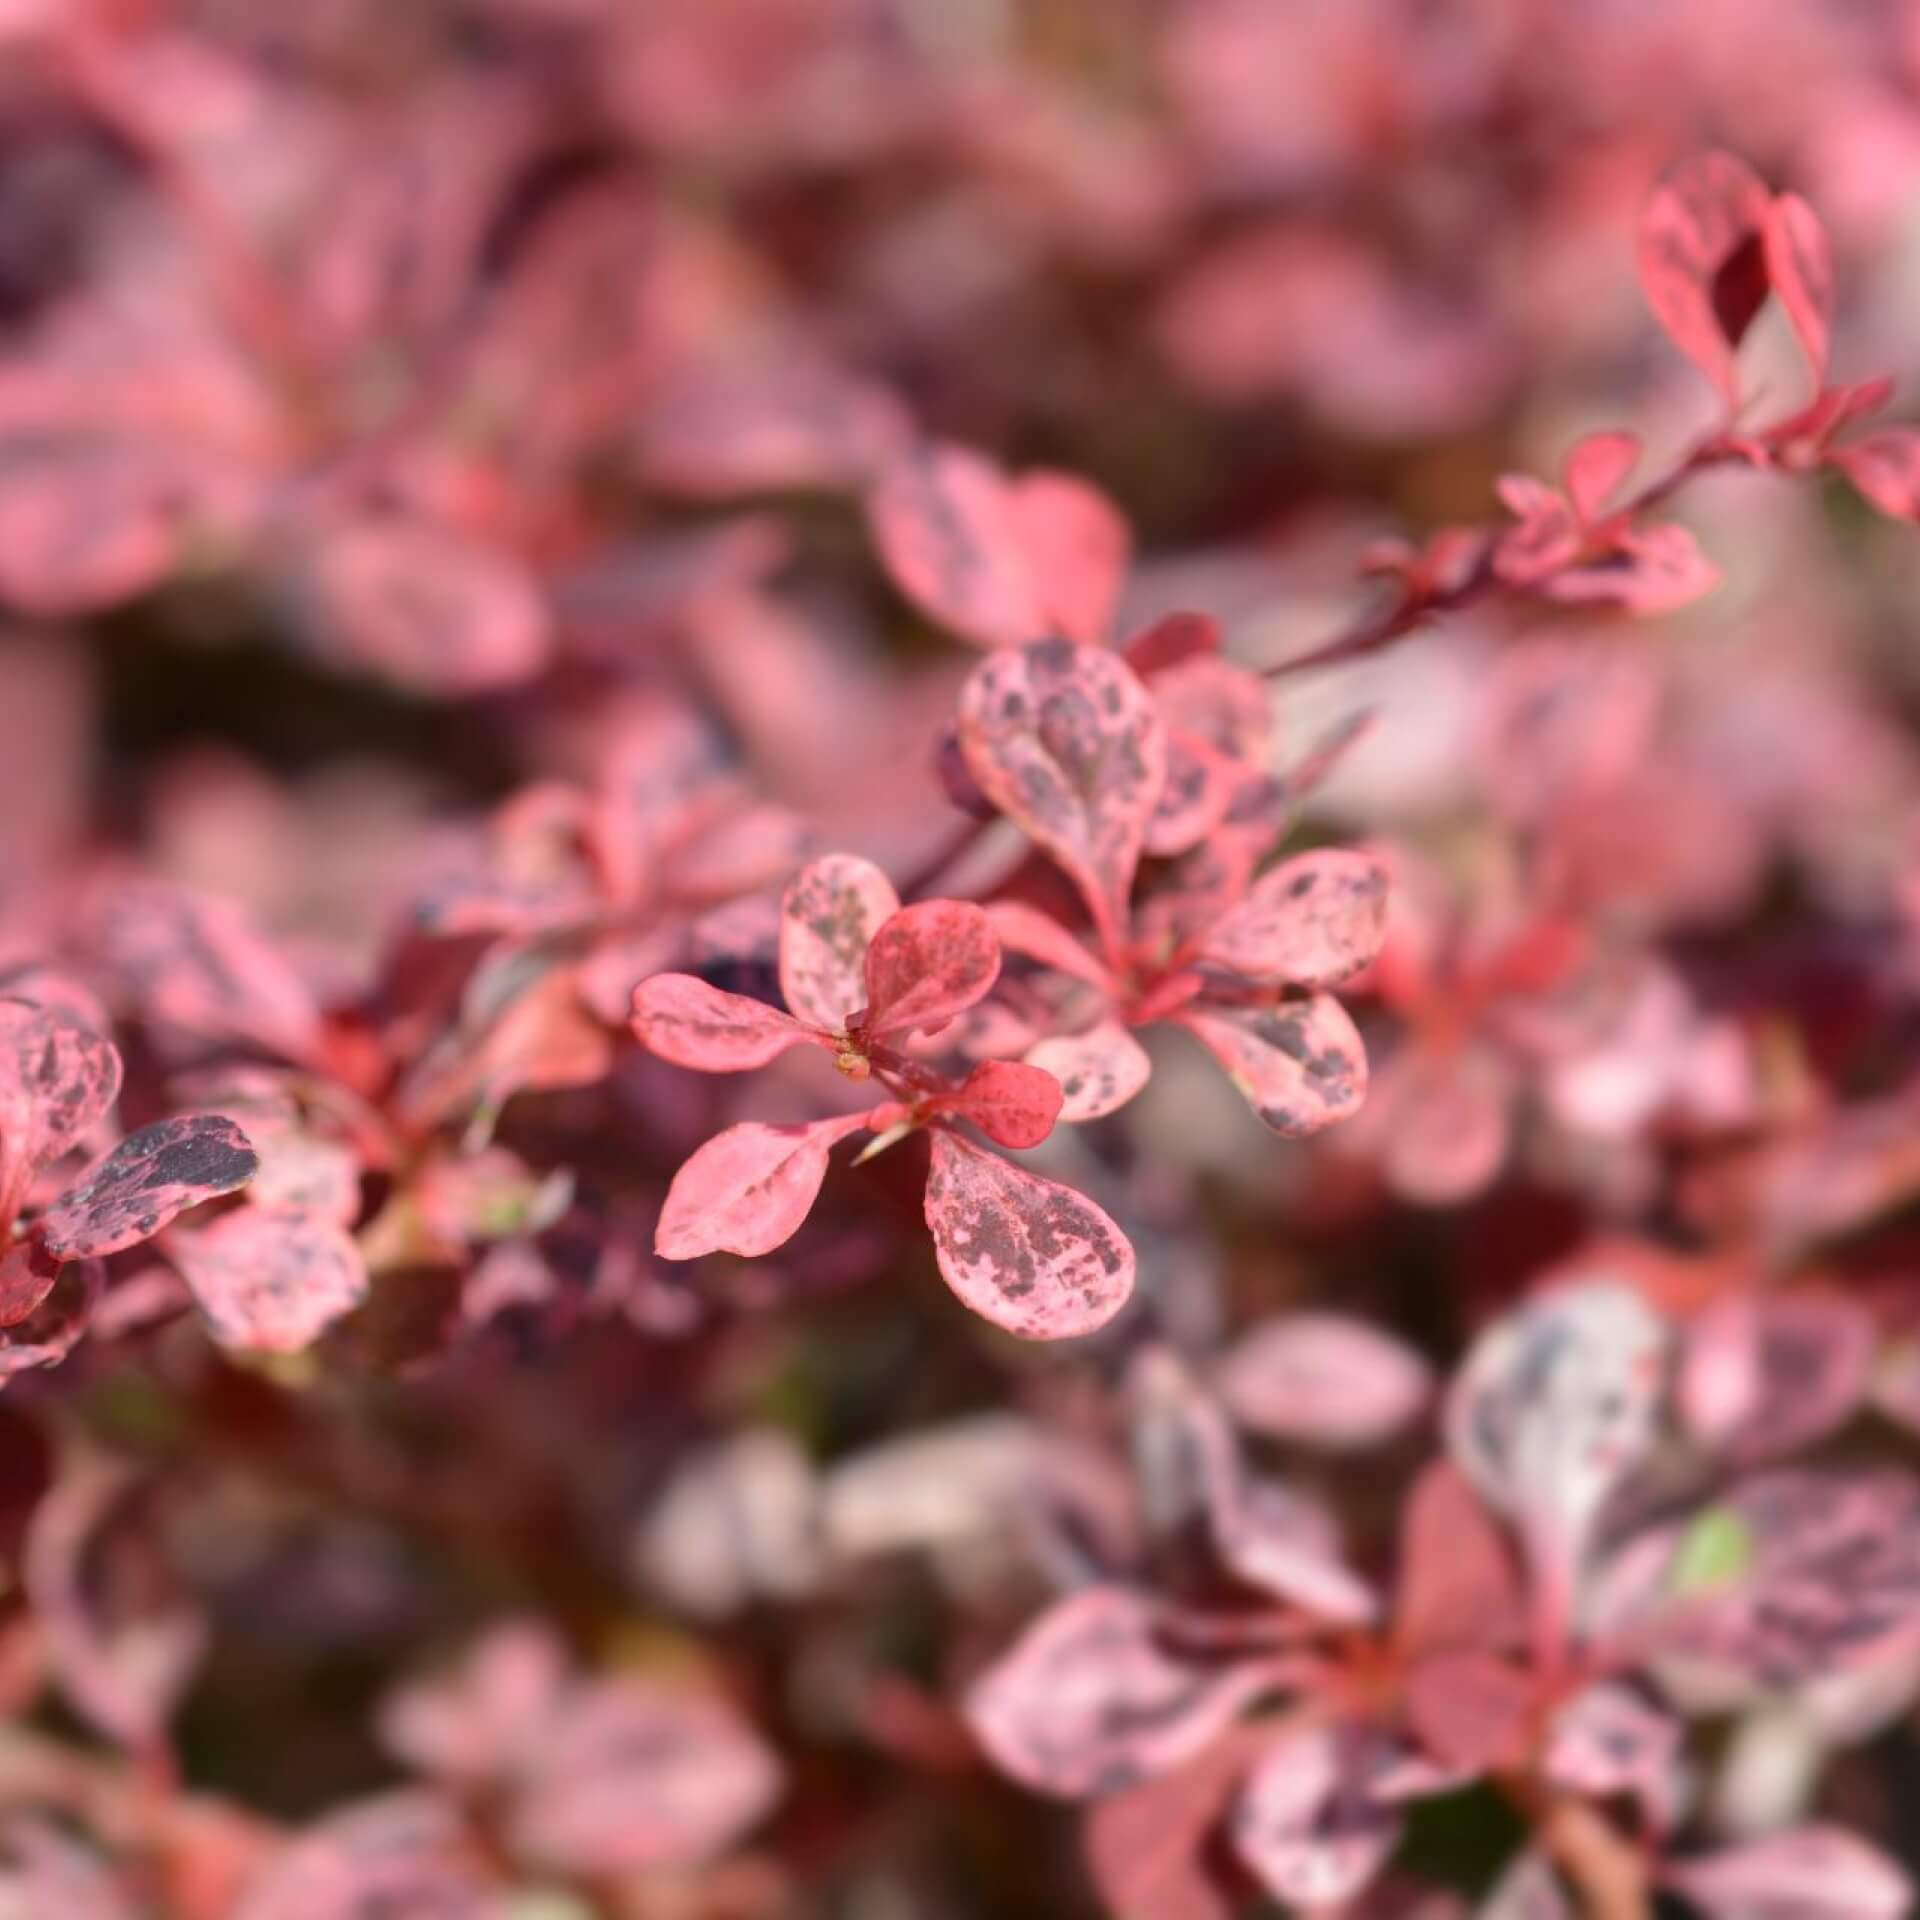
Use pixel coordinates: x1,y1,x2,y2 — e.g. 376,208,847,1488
778,853,900,1033
36,1115,259,1260
1173,995,1368,1136
959,639,1167,956
1679,1293,1874,1465
965,1586,1271,1799
923,1130,1134,1339
1200,849,1390,988
859,901,1001,1039
1026,1021,1152,1122
1230,1725,1406,1912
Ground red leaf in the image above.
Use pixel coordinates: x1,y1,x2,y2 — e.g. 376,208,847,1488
1200,849,1389,988
1562,430,1641,522
859,900,1001,1039
630,973,824,1070
985,900,1116,990
1392,1460,1525,1661
959,639,1168,956
1762,193,1835,388
779,853,900,1033
1829,428,1920,520
1403,1650,1533,1772
1213,1313,1431,1452
1026,1020,1152,1122
36,1115,259,1260
923,1131,1134,1339
1174,995,1368,1136
1123,610,1222,677
865,441,1046,647
1082,1730,1268,1920
301,517,552,697
1010,470,1132,647
0,1241,58,1329
1230,1725,1405,1911
1663,1827,1910,1920
965,1586,1270,1798
163,1205,369,1352
1637,151,1775,404
656,1114,869,1260
1492,476,1581,584
931,1061,1063,1149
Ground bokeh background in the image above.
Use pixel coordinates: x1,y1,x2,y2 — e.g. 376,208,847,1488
5,1,1920,1916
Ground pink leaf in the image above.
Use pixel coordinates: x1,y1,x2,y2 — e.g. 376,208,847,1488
1011,470,1132,647
1621,1469,1920,1688
1147,730,1243,858
1762,193,1835,388
1231,1725,1405,1912
1376,1048,1513,1206
1545,522,1720,614
1200,849,1390,988
923,1131,1134,1339
656,1114,870,1260
231,1790,493,1920
380,1620,569,1785
865,441,1045,647
1679,1293,1874,1464
502,1678,783,1875
92,883,326,1066
1444,1282,1667,1613
1213,1312,1432,1451
0,1819,137,1920
778,853,900,1034
630,973,824,1070
1492,477,1581,583
1082,1733,1266,1920
163,1205,369,1353
36,1115,259,1260
0,996,121,1221
959,639,1168,955
930,1061,1063,1149
1026,1020,1153,1122
301,517,552,697
1663,1827,1910,1920
1829,428,1920,520
1481,1853,1574,1920
1637,151,1775,404
965,1586,1270,1798
0,1241,58,1329
859,901,1001,1039
985,900,1116,989
1541,1684,1681,1831
1562,430,1641,522
1174,995,1368,1136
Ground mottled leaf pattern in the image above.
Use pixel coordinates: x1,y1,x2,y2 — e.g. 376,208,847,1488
965,1587,1269,1799
1231,1725,1405,1912
36,1115,259,1260
779,853,899,1033
923,1131,1134,1339
1174,995,1368,1136
1663,1827,1910,1920
1026,1020,1152,1122
859,901,1001,1038
959,640,1168,954
1200,849,1390,988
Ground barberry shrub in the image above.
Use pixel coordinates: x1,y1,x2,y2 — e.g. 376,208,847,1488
0,1,1918,1913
